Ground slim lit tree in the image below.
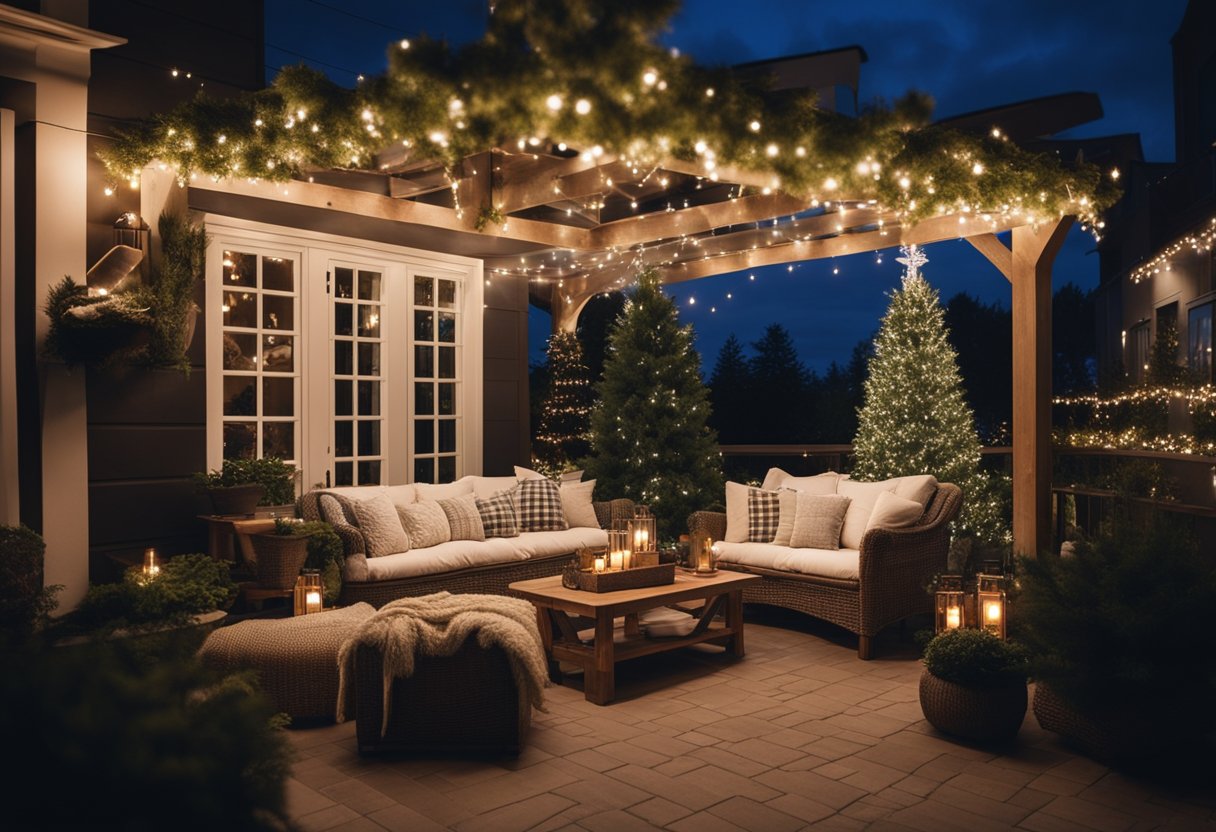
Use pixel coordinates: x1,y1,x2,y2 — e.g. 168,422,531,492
584,268,723,538
532,330,594,476
853,246,1007,544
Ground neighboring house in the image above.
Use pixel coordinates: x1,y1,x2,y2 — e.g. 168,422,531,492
1096,0,1216,386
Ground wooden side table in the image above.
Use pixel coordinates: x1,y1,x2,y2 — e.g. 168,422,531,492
199,515,275,562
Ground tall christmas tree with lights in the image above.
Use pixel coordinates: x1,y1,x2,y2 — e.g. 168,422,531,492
853,246,1007,544
532,330,594,476
584,268,723,538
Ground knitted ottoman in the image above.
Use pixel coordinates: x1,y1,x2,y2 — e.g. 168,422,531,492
199,603,376,721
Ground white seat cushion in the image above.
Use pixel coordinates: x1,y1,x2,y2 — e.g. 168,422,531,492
361,537,525,581
715,541,861,581
512,528,609,559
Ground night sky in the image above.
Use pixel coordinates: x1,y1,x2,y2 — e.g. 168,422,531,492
265,0,1186,373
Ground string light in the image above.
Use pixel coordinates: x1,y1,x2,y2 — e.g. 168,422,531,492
1130,215,1216,283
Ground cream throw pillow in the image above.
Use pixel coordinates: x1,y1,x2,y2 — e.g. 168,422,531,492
396,500,452,549
560,479,600,528
350,493,410,557
789,493,851,550
771,489,798,545
724,481,752,543
865,491,925,533
894,474,938,507
437,492,486,542
837,479,899,549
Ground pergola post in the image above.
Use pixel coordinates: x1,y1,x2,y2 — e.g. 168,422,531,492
1009,218,1073,557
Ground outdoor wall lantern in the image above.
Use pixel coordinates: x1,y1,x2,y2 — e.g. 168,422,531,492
934,575,965,633
112,212,151,281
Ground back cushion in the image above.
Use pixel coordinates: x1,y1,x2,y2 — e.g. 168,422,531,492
516,478,569,532
350,493,411,557
780,472,840,495
477,488,520,538
760,467,793,492
383,484,417,507
471,475,520,500
789,493,852,550
837,479,899,549
724,481,751,543
894,474,938,507
397,500,452,549
865,491,926,533
415,479,474,501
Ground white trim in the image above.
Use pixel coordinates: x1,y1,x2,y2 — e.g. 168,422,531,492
0,109,17,524
0,5,126,52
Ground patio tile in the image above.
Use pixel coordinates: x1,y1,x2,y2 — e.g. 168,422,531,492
667,810,750,832
452,793,575,832
764,793,837,824
604,763,722,811
1027,772,1090,796
286,778,338,817
652,756,707,777
1037,795,1138,832
628,796,695,826
944,771,1025,801
364,804,449,832
1018,809,1100,831
564,748,629,772
706,795,804,832
673,763,782,803
318,778,398,814
594,739,671,768
689,745,772,777
920,782,1033,827
754,768,869,810
296,804,362,832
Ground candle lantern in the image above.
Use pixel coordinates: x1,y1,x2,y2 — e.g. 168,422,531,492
627,505,657,556
934,575,965,633
293,569,324,615
607,527,629,570
976,572,1007,639
691,536,717,574
141,547,161,581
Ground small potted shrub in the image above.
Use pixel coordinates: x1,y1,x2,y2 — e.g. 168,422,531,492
299,520,344,606
195,456,298,516
919,628,1029,742
252,518,312,590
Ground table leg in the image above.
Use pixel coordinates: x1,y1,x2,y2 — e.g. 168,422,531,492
725,590,745,657
585,610,616,705
536,607,561,683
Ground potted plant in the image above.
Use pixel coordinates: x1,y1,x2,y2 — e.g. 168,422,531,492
195,456,298,516
919,628,1029,742
252,518,312,590
1017,510,1216,769
299,520,344,606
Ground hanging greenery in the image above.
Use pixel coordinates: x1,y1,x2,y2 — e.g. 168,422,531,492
43,213,205,371
100,0,1119,231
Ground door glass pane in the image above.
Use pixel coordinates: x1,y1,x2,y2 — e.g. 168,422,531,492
439,346,455,378
223,332,257,370
335,380,352,416
358,420,381,455
358,460,381,485
334,267,353,299
223,422,256,459
437,312,456,343
223,251,256,287
334,303,352,336
415,346,434,378
223,292,256,328
262,256,293,292
414,310,433,341
263,422,294,460
414,276,433,306
262,335,293,372
335,461,353,487
358,305,381,338
437,279,456,308
415,419,434,454
334,420,353,457
414,382,434,415
263,377,294,417
414,458,434,484
438,383,455,415
357,381,380,416
438,456,456,483
334,341,353,376
358,343,380,376
223,377,256,416
263,295,293,331
358,270,381,302
438,419,456,453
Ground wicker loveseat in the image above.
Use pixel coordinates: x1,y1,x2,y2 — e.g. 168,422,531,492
689,477,961,659
300,478,634,608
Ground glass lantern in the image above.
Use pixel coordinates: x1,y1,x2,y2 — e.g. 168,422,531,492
627,505,657,556
976,572,1007,639
691,535,717,574
606,526,630,570
141,547,161,581
293,569,324,615
934,575,965,633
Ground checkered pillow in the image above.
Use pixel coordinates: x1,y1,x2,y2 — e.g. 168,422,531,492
747,487,780,543
476,488,520,538
516,477,569,532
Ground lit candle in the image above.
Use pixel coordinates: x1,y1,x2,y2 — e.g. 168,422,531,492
622,551,632,570
946,606,961,629
305,590,322,614
609,551,623,570
594,556,606,573
984,601,1002,624
142,547,160,580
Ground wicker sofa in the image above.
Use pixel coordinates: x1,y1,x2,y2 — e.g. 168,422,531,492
689,476,962,659
300,478,633,607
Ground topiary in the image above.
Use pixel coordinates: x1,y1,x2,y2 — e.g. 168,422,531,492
922,628,1028,688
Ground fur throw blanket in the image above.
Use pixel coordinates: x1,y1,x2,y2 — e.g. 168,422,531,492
336,592,548,731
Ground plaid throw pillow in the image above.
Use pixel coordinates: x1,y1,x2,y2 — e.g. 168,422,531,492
747,487,780,543
516,478,569,532
476,488,520,538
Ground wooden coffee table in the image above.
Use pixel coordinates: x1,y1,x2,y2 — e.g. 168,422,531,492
509,570,760,705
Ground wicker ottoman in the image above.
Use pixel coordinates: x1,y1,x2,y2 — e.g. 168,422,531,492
199,603,376,721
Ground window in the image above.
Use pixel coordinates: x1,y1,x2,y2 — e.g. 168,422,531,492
412,274,461,483
331,264,384,486
1190,301,1213,382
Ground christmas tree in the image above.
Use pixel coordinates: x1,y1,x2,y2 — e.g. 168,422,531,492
584,268,723,538
532,330,594,476
853,246,1007,544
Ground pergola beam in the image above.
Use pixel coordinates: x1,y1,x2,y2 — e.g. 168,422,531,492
968,233,1013,282
589,192,811,248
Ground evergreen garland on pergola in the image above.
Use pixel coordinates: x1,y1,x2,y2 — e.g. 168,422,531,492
102,0,1119,231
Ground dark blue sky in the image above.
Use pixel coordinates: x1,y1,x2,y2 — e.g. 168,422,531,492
265,0,1187,373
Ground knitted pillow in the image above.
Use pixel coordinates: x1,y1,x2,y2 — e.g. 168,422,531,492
476,488,520,538
789,493,851,550
349,493,410,558
746,487,780,543
437,492,486,542
516,478,568,532
396,500,451,550
318,493,349,526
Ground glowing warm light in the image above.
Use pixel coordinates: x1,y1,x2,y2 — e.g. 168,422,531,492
642,69,658,86
748,120,761,132
546,94,563,111
574,98,591,115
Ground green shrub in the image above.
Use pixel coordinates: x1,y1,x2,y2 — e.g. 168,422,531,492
0,525,59,639
71,553,236,635
922,628,1028,687
299,521,344,605
194,457,298,506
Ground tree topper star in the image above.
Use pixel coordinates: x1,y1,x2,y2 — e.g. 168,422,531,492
895,244,929,277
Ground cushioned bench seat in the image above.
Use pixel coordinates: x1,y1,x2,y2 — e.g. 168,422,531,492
714,542,861,582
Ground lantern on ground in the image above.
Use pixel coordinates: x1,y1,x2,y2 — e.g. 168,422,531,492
976,572,1007,639
934,575,964,633
294,569,323,615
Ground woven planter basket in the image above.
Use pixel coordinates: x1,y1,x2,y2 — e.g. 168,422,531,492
919,669,1027,742
252,534,309,590
207,483,265,516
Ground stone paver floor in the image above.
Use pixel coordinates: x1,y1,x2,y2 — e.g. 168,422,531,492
285,608,1216,831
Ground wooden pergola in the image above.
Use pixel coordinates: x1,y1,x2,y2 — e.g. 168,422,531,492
189,141,1073,557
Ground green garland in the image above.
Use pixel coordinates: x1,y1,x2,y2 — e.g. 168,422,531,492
101,0,1119,230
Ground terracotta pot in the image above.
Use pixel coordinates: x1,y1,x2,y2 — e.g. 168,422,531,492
207,483,265,516
919,669,1027,742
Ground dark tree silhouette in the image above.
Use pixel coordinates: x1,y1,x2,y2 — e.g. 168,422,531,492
708,335,752,444
749,324,813,443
